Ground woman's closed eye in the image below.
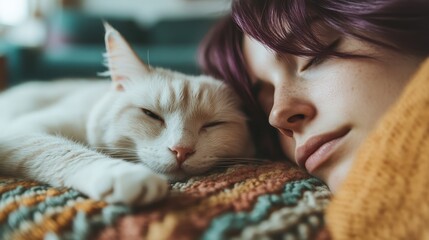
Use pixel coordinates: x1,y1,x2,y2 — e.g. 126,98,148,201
141,108,164,122
300,55,328,72
300,38,342,72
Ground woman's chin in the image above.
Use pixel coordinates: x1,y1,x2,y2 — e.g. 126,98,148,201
324,157,354,193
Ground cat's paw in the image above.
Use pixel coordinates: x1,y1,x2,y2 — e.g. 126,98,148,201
78,163,169,205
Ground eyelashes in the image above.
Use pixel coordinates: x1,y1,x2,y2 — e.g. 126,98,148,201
250,39,343,92
140,108,227,129
300,38,342,72
300,55,328,72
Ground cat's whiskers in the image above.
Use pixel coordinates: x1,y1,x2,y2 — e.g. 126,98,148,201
109,154,137,159
0,23,255,207
92,146,137,151
104,152,142,163
212,157,274,168
116,137,137,145
93,147,137,154
215,157,272,162
92,146,141,162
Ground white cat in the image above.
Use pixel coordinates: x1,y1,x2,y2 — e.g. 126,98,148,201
0,23,253,205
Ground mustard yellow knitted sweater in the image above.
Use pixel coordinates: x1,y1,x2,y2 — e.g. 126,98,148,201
326,58,429,239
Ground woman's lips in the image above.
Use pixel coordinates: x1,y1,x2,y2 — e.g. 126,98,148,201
296,128,350,173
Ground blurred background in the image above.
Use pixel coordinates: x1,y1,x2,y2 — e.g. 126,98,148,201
0,0,232,90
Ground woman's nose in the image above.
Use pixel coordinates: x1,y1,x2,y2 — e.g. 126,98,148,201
268,94,316,137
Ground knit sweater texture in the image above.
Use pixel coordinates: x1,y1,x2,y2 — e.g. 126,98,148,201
326,58,429,239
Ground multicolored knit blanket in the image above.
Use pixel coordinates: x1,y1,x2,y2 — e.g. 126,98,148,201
0,161,330,240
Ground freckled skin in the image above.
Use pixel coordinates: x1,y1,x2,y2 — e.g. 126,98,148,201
243,34,424,192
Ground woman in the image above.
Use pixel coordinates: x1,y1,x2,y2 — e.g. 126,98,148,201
199,0,429,239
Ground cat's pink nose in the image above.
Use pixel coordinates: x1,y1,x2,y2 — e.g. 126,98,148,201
169,146,195,166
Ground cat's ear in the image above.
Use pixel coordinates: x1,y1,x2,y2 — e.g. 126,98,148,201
102,22,150,91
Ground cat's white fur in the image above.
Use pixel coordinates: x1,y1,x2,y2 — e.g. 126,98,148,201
0,23,253,205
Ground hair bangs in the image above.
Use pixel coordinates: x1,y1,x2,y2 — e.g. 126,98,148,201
232,0,330,57
232,0,429,57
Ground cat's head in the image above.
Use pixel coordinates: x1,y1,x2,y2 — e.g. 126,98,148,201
87,23,254,181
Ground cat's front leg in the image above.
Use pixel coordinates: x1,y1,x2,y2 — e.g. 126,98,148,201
67,160,169,205
0,134,169,206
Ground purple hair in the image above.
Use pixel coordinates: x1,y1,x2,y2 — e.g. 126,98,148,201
198,0,429,158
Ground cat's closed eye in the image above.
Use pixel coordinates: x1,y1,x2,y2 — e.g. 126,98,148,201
202,121,227,129
141,108,164,122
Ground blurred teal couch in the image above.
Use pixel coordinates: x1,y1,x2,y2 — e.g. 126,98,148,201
1,10,218,87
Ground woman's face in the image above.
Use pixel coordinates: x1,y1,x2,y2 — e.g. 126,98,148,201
243,34,423,192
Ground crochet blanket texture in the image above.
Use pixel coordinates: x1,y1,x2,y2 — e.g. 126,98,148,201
0,161,330,240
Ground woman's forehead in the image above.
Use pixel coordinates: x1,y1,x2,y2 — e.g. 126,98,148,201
242,35,295,85
242,35,271,82
242,34,283,66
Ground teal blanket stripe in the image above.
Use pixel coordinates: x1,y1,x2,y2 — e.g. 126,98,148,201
202,178,327,240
